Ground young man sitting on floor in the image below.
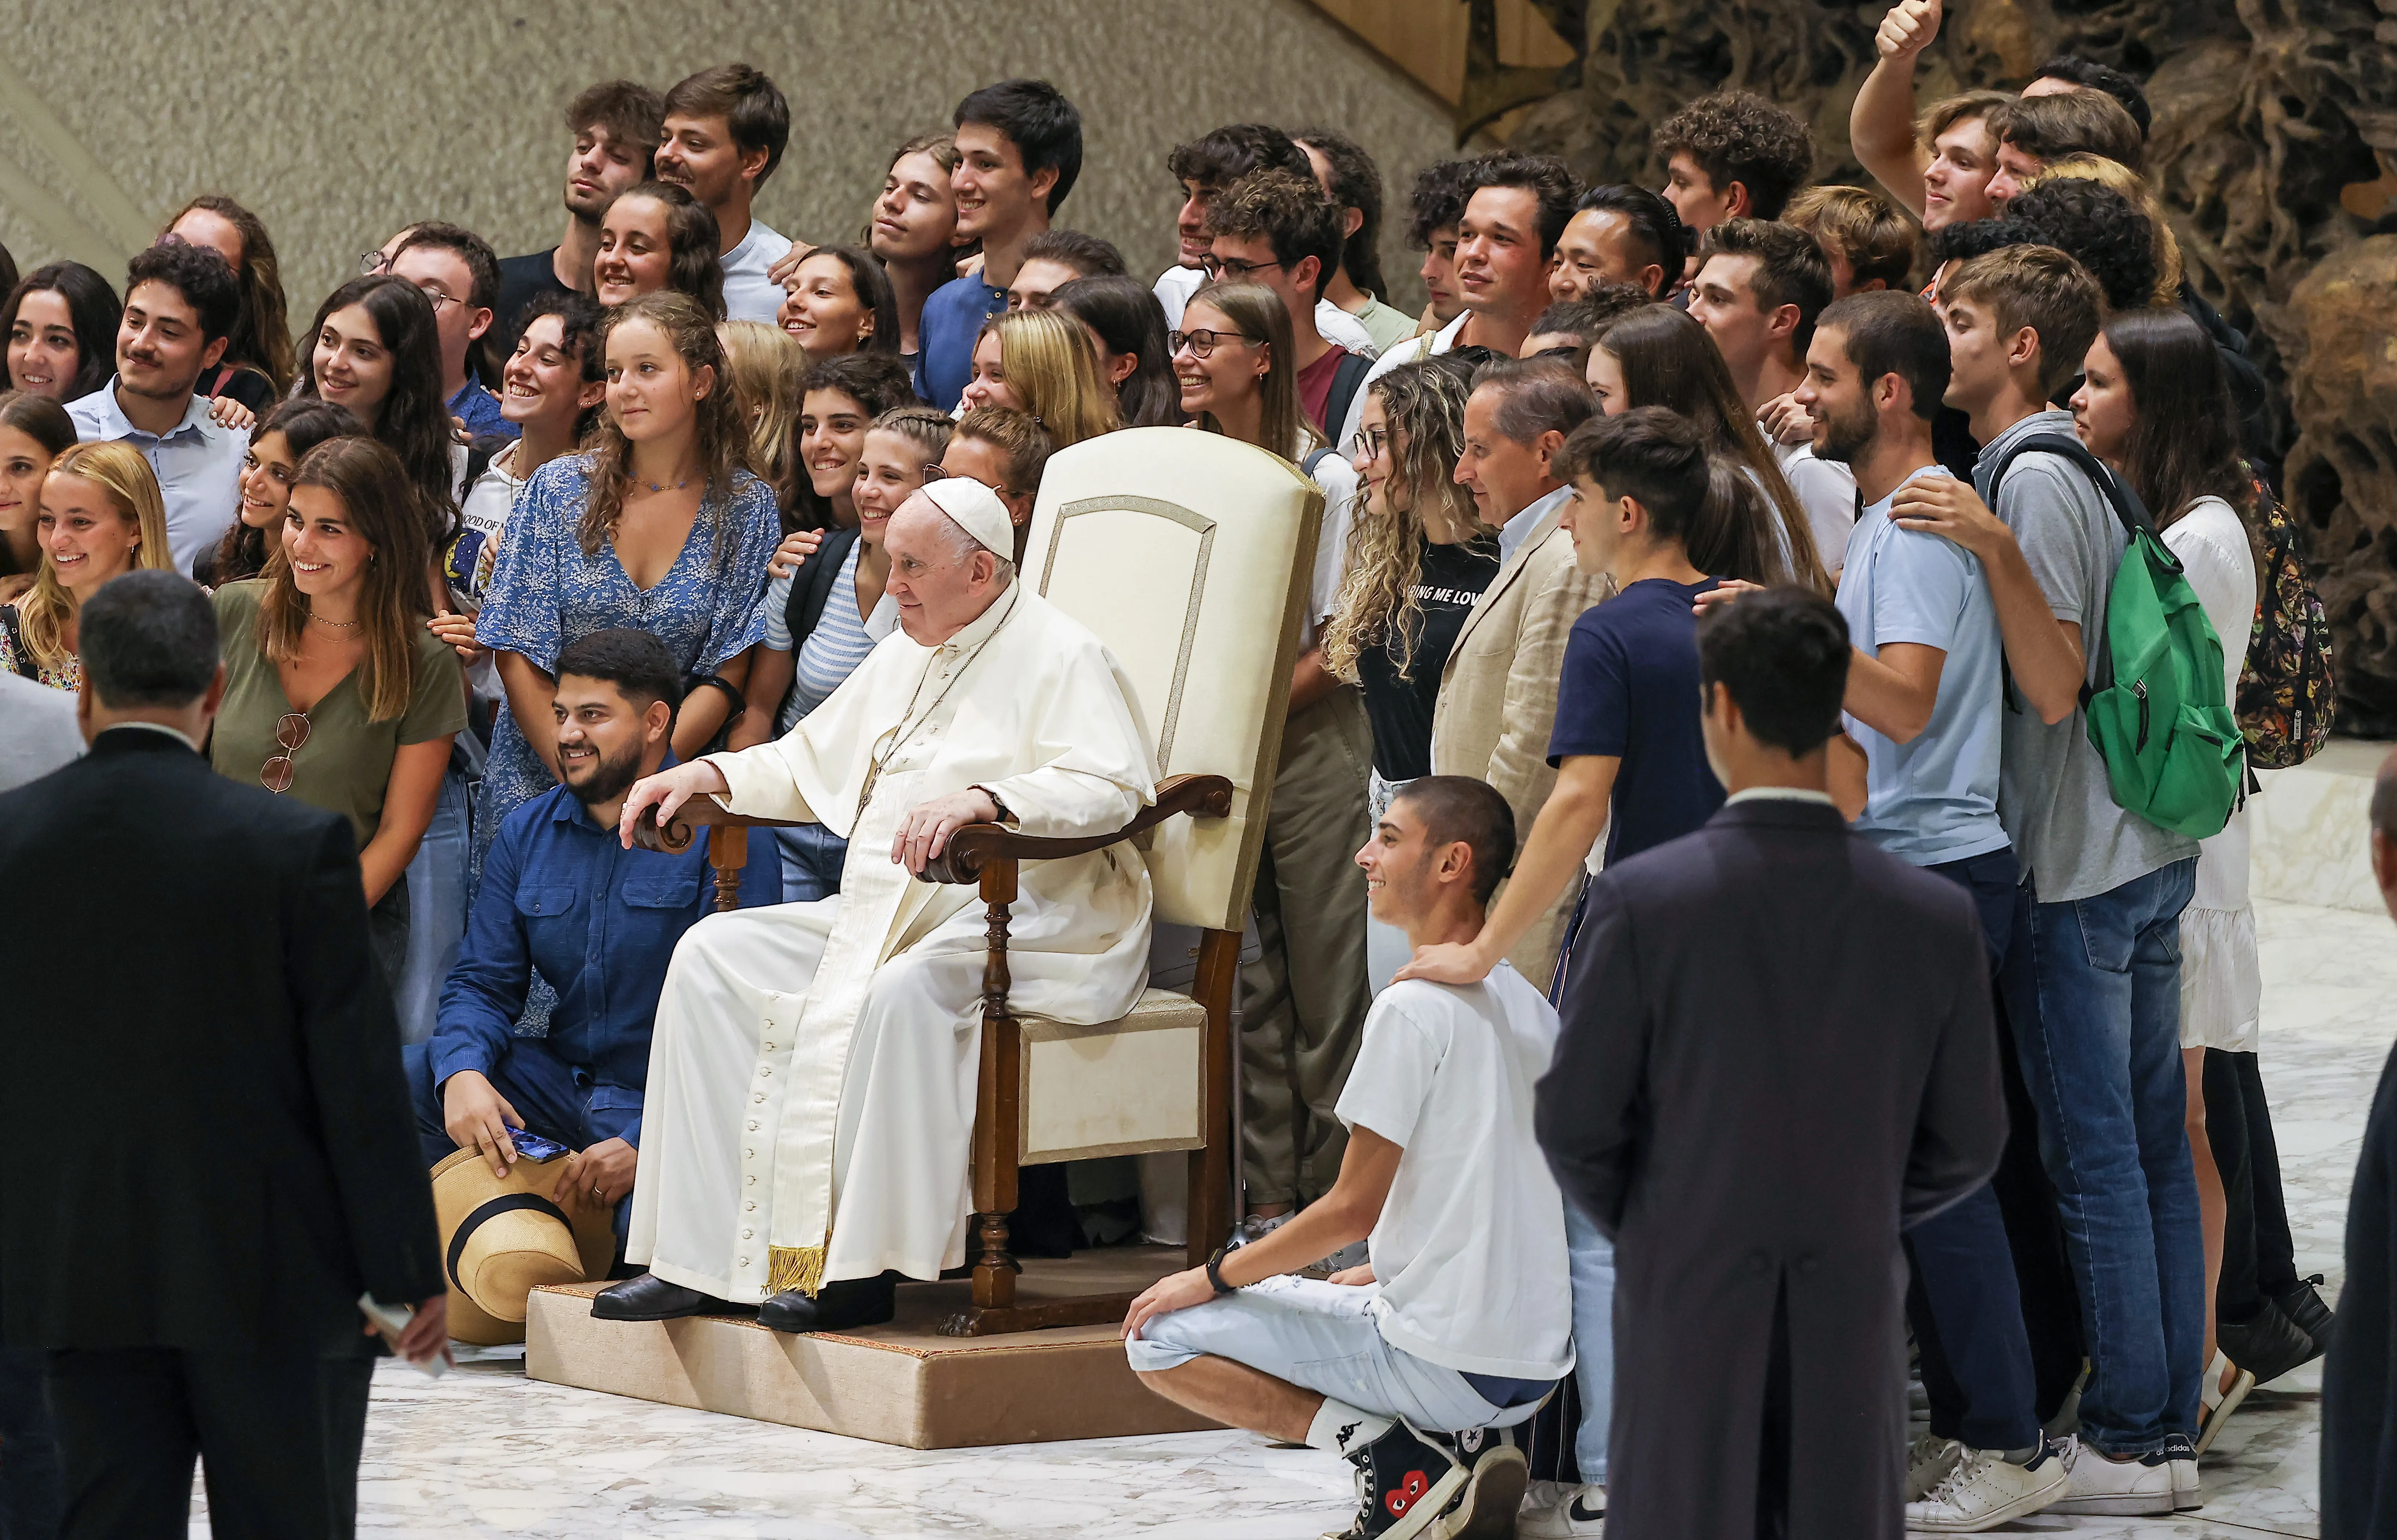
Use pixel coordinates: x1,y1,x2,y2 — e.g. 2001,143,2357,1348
1122,775,1573,1540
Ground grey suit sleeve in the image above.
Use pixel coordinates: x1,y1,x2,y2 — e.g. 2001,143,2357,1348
1534,874,1647,1238
287,815,446,1306
1901,916,2007,1229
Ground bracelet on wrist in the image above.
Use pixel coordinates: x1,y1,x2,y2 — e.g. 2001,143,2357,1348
1205,1243,1238,1295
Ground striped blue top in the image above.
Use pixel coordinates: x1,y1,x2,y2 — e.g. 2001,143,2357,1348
764,540,886,736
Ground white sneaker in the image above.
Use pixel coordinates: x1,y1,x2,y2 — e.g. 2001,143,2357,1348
1517,1479,1605,1537
1903,1444,2068,1532
1904,1435,1963,1502
2145,1433,2202,1511
2048,1434,2175,1516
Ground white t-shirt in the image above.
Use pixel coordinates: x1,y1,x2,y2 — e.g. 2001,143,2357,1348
1770,435,1858,577
721,218,797,325
1337,309,1471,454
1151,264,1381,361
1334,964,1575,1379
1301,448,1358,655
447,445,528,709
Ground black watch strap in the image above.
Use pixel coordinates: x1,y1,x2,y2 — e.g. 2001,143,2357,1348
1206,1243,1237,1295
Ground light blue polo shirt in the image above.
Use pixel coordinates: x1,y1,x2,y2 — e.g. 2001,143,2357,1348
1836,464,2011,868
66,379,249,577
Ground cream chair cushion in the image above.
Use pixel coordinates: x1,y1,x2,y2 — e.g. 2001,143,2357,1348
1018,989,1211,1165
1025,427,1322,933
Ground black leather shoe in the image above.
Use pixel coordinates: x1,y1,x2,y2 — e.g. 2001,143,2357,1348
590,1274,749,1321
2275,1274,2336,1350
757,1273,897,1333
2219,1297,2319,1385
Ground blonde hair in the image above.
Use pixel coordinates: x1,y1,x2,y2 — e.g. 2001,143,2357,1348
978,309,1119,449
1185,281,1309,462
717,319,805,509
2028,155,2185,306
14,441,174,671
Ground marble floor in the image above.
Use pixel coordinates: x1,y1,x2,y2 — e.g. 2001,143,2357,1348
192,895,2387,1538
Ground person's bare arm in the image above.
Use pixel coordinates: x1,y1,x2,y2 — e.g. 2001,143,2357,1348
673,647,753,760
1891,478,2084,724
1288,647,1342,717
1845,641,1947,745
1852,0,1943,218
1829,732,1871,821
496,651,562,781
1398,753,1617,985
729,646,794,751
358,735,455,905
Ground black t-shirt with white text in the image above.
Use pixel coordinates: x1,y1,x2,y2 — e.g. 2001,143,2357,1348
1357,534,1502,781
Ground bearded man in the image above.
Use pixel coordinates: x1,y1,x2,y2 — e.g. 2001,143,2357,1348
596,477,1158,1332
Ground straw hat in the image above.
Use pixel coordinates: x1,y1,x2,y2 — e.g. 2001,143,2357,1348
430,1146,618,1345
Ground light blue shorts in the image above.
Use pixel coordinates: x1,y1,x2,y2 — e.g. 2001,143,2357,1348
1125,1274,1551,1431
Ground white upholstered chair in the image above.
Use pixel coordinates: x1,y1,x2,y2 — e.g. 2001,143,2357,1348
647,426,1323,1335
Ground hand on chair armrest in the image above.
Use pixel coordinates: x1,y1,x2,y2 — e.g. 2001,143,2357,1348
915,773,1234,884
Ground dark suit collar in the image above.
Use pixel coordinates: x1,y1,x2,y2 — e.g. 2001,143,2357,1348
89,723,200,759
1708,796,1848,834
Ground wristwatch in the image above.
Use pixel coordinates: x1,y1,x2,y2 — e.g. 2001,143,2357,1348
1205,1243,1239,1295
972,784,1015,825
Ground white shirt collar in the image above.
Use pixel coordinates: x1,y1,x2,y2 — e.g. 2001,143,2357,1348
1498,484,1572,567
1725,786,1837,808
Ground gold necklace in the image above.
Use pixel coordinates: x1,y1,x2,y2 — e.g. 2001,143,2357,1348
854,588,1018,817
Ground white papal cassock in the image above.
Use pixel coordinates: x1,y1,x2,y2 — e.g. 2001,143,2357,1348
627,582,1158,1300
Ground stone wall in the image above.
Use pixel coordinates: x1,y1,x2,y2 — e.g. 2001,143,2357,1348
1499,0,2397,728
0,0,1458,327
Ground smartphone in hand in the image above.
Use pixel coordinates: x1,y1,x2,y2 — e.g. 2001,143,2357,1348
359,1294,450,1378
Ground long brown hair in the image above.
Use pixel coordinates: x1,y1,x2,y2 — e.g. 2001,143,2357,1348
1596,306,1830,592
580,291,749,557
162,194,296,392
256,438,433,722
205,399,362,585
1323,354,1487,684
2101,308,2256,535
1185,281,1306,462
15,441,176,671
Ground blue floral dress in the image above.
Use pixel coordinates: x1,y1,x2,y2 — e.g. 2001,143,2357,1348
472,454,780,880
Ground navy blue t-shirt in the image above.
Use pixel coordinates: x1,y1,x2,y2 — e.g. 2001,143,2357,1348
1547,576,1727,865
919,272,1008,409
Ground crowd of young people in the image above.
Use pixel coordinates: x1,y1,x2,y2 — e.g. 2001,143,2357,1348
0,16,2327,1538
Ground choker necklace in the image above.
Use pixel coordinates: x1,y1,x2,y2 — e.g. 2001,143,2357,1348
308,613,363,632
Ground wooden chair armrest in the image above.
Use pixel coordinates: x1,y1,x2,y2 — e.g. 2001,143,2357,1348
916,772,1233,886
627,798,803,857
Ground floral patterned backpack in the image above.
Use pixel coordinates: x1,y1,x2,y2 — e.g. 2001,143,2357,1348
2236,478,2336,769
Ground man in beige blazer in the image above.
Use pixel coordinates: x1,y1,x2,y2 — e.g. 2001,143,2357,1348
1430,358,1606,992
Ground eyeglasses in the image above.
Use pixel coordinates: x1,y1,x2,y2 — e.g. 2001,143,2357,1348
1345,428,1391,462
1168,328,1261,361
1198,254,1282,281
358,250,392,277
412,286,460,313
920,464,1014,500
260,711,310,793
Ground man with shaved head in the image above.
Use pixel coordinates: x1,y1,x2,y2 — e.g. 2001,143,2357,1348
597,477,1159,1333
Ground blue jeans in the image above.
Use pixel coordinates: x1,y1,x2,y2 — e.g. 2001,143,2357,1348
1908,847,2040,1451
394,765,473,1046
2009,859,2202,1455
1564,1201,1614,1482
404,1036,642,1251
775,823,849,904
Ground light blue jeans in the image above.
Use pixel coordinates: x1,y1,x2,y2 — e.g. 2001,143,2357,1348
776,822,850,904
1564,1202,1615,1482
1126,1274,1549,1431
394,764,473,1046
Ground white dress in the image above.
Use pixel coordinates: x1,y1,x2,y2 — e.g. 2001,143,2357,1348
2163,495,2260,1051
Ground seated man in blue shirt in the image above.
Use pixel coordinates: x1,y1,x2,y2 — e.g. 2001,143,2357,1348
405,628,774,1237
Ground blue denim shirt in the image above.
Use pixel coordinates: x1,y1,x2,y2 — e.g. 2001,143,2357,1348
918,272,1008,411
450,379,517,440
429,775,778,1144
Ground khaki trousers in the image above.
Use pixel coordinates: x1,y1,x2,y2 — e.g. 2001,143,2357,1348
1237,689,1373,1208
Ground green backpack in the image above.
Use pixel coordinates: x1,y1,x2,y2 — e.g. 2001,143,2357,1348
1986,434,2244,840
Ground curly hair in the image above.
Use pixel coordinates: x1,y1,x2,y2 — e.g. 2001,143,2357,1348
1322,353,1488,686
605,183,726,321
1405,159,1484,248
1652,90,1816,220
1924,216,2046,271
2004,178,2159,313
2028,155,2183,304
1206,169,1346,299
162,194,296,392
580,291,751,558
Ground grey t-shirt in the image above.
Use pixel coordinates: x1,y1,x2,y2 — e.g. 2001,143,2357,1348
1976,410,2197,902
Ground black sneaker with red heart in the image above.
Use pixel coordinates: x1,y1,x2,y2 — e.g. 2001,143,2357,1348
1321,1418,1469,1540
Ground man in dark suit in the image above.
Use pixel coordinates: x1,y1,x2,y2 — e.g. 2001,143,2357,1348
0,571,445,1539
1534,586,2007,1540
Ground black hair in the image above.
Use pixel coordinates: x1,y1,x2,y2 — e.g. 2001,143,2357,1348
1207,169,1347,300
1698,218,1835,356
555,625,685,713
1528,285,1657,368
1021,229,1128,281
1557,404,1712,541
80,570,219,709
1290,126,1390,300
2,262,120,399
797,244,902,356
1925,216,2046,270
1696,584,1851,755
2005,178,2159,313
1391,775,1519,906
955,79,1084,214
1817,291,1951,423
511,289,611,437
1470,152,1581,260
124,241,241,344
608,182,727,322
664,63,792,187
2029,56,2153,138
1572,184,1683,279
790,352,920,531
1406,159,1484,248
296,274,460,547
1168,123,1308,189
394,221,502,314
1052,275,1181,428
205,398,365,585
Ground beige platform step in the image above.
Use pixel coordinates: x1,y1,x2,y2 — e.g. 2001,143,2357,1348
526,1245,1219,1449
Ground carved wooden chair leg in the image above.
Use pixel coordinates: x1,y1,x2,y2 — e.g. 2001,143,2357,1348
949,859,1023,1334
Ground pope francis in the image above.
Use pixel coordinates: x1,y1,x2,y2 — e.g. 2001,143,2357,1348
594,478,1158,1332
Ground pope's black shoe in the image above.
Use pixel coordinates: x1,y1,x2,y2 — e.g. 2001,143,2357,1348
589,1273,748,1321
757,1272,898,1333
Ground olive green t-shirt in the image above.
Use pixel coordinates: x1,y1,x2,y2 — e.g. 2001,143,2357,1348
209,580,467,851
